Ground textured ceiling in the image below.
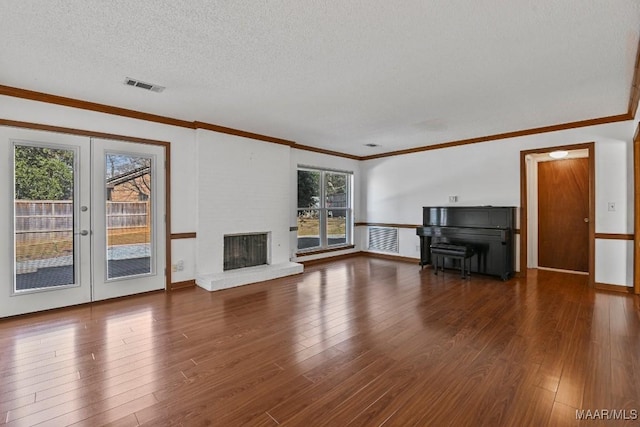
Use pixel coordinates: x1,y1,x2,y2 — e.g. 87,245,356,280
0,1,638,156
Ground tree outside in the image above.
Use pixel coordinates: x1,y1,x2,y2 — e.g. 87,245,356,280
15,146,74,200
106,154,151,201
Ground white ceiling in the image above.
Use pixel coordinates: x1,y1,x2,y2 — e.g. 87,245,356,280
1,1,638,157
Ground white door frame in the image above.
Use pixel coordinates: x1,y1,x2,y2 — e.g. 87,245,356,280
525,149,589,271
1,126,170,318
91,138,166,301
519,142,595,286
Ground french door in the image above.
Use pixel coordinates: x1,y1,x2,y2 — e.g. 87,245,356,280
0,128,166,318
91,138,166,301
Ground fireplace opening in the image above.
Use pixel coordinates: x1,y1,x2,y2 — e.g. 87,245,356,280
223,233,269,271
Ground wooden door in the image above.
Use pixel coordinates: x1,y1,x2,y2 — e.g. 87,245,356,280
538,158,589,272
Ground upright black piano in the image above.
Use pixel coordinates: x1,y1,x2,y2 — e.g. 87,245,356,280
416,206,516,280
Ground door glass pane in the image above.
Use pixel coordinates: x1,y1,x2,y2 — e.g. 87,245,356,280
105,153,152,279
297,170,321,250
14,145,75,291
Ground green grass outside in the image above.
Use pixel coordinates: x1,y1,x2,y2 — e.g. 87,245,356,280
298,217,346,236
17,220,348,261
16,227,150,261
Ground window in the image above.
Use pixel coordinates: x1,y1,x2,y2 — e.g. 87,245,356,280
297,167,353,252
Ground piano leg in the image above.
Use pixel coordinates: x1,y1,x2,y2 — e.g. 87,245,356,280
419,236,432,271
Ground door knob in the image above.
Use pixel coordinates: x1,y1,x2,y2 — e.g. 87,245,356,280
75,230,89,236
583,218,589,223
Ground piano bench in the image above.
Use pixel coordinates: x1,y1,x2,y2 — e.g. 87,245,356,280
430,243,475,278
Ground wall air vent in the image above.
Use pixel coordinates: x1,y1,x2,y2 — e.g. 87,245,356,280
368,227,399,253
124,77,165,93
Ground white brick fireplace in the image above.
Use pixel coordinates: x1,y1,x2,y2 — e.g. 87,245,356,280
195,130,303,292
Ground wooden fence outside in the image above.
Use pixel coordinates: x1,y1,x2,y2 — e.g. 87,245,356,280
15,200,149,235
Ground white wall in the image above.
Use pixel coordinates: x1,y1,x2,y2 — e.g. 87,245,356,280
0,95,365,289
596,139,632,233
361,119,636,286
593,137,634,286
196,129,291,276
2,94,637,289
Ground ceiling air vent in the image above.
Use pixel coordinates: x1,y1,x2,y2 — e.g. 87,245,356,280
124,77,165,93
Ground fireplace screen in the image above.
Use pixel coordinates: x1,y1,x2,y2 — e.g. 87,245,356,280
223,233,268,271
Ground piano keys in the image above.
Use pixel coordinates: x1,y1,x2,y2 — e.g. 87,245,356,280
416,206,516,280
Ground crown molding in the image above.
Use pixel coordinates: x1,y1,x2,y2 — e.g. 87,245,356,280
360,114,632,161
291,143,361,160
628,38,640,119
0,118,171,146
0,84,194,128
2,33,639,165
193,121,295,147
0,84,633,162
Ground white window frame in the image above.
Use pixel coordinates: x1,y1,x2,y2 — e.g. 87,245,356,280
296,166,353,253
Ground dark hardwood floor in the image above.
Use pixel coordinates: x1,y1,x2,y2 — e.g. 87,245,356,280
1,256,639,426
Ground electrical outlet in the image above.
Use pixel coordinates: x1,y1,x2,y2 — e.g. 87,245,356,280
607,202,615,212
176,260,184,271
448,195,458,203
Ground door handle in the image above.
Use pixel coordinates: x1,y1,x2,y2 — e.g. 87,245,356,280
583,218,589,223
75,230,89,236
